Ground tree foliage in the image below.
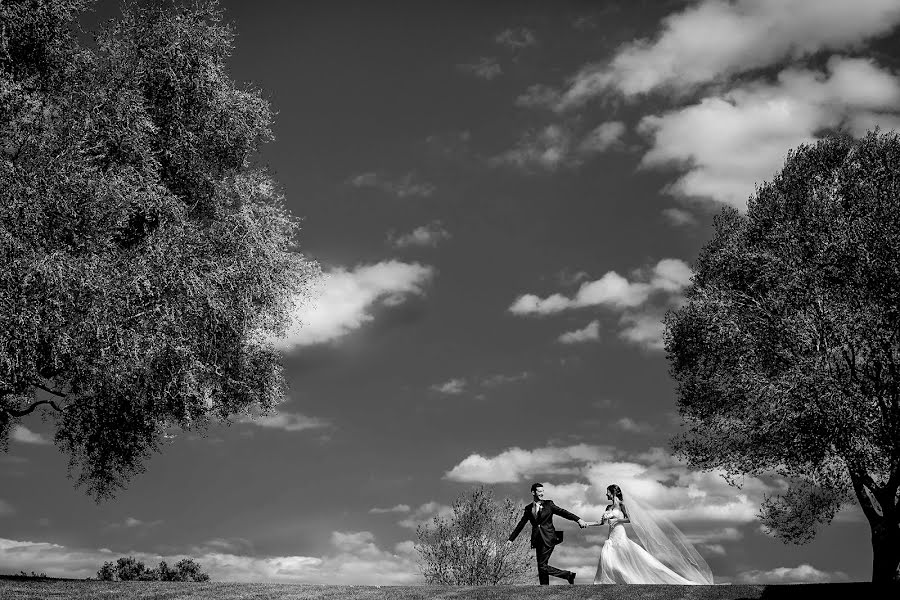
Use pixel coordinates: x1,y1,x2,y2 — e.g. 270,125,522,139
665,130,900,581
415,486,532,585
0,0,318,500
96,556,209,581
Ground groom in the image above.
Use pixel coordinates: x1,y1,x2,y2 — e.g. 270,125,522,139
507,482,587,585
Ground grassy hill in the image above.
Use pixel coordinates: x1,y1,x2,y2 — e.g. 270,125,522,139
1,580,898,600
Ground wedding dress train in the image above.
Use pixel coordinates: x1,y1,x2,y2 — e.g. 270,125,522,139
593,507,700,585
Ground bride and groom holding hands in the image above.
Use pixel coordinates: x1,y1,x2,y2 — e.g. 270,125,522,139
507,482,714,585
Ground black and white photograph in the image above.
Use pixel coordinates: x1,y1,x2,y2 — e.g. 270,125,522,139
2,0,900,597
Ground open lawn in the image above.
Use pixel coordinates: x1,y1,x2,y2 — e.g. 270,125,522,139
1,579,899,600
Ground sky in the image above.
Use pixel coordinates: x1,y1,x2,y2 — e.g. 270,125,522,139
3,0,900,586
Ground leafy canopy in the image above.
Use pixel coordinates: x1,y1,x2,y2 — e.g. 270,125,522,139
666,130,900,546
0,0,318,500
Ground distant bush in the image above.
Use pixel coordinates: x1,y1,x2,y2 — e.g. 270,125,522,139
96,557,210,582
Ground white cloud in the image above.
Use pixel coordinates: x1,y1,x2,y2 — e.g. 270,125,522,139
578,121,626,153
515,84,562,109
0,532,421,585
618,312,667,351
275,261,435,349
556,0,900,105
511,259,691,352
558,320,600,344
684,527,743,545
104,516,163,529
736,564,850,584
491,121,624,171
639,57,900,209
482,372,530,387
661,207,698,227
431,378,466,395
10,425,50,445
614,417,654,434
369,504,411,514
445,443,783,527
389,221,451,248
491,124,574,171
495,27,537,50
348,172,436,198
445,444,615,483
398,501,454,529
509,258,691,315
457,57,502,81
239,410,329,432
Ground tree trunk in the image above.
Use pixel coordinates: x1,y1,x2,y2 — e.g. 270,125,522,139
870,516,900,582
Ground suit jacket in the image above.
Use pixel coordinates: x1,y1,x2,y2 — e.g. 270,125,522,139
508,500,581,549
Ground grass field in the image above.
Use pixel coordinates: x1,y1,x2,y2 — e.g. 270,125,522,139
1,579,898,600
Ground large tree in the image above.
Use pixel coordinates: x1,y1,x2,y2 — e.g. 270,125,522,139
666,130,900,582
415,486,532,585
0,0,318,500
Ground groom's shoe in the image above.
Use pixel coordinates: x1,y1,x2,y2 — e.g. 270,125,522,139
566,572,576,585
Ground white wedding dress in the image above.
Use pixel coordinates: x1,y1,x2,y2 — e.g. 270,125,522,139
593,507,699,585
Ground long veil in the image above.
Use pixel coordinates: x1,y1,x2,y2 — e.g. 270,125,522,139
622,489,714,584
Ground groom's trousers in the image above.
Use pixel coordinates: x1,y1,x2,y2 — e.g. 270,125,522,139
534,542,571,585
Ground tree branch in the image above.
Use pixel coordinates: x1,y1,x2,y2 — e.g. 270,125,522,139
32,381,66,398
2,399,65,418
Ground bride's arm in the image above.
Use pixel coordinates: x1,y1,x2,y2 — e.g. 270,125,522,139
617,503,632,524
582,520,603,527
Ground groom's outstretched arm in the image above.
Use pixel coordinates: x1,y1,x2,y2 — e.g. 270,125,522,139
549,501,581,522
508,509,528,542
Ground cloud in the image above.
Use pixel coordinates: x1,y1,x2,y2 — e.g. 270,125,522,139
482,372,530,387
558,320,600,344
618,312,667,351
661,207,698,227
638,57,900,209
578,121,626,153
509,258,691,315
445,443,784,526
0,499,13,516
457,57,502,80
10,425,50,445
640,58,900,209
275,261,435,349
614,417,654,434
555,0,900,106
495,27,537,50
684,527,743,545
398,502,455,529
510,259,691,351
515,84,563,110
105,517,163,529
239,410,329,432
735,564,850,584
369,504,411,514
0,532,421,585
491,121,625,171
348,172,436,198
445,444,614,483
388,221,451,248
431,378,466,395
572,15,596,31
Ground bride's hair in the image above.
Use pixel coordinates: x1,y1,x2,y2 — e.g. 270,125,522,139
607,484,629,518
606,484,623,502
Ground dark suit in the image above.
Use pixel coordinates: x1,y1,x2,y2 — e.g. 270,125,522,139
508,499,580,585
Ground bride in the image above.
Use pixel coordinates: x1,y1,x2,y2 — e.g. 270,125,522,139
583,484,714,584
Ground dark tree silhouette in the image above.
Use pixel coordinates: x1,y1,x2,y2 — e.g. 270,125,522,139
666,130,900,582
